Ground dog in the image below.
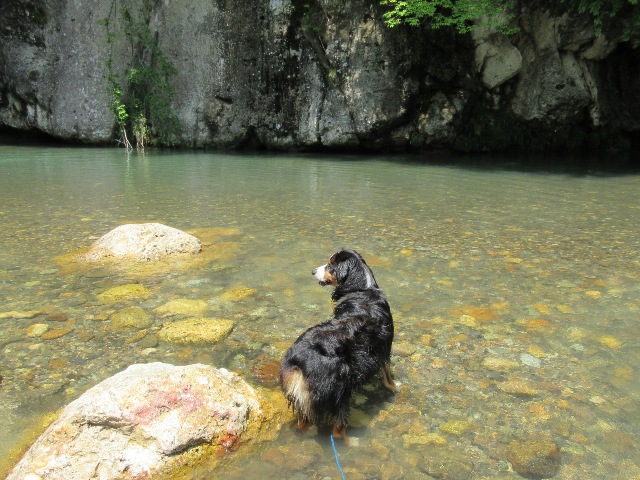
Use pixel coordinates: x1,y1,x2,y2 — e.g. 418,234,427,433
279,248,397,439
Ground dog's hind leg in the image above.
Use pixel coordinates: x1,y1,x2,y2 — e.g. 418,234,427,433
332,423,347,439
381,363,398,391
296,416,311,434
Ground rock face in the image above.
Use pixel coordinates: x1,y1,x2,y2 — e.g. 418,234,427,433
0,0,638,152
6,363,264,480
79,223,202,262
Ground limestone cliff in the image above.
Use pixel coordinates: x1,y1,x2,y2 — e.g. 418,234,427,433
1,0,638,153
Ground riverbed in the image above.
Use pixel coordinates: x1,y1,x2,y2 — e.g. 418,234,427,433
1,146,638,478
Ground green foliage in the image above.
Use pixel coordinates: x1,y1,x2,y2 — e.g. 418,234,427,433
380,0,518,34
100,2,181,148
380,0,640,39
111,85,129,127
559,0,640,40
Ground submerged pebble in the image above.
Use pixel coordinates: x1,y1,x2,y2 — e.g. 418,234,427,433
219,286,257,302
155,299,208,317
41,328,73,340
520,353,542,368
25,324,49,337
97,284,152,303
507,438,561,478
158,318,235,344
111,307,153,330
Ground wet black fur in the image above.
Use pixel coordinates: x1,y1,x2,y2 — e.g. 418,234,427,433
279,248,394,431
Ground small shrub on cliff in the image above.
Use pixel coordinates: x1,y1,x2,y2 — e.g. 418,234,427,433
100,2,181,149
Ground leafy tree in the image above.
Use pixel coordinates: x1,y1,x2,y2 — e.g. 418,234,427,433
380,0,640,40
380,0,518,34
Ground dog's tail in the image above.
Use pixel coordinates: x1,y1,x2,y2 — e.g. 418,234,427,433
279,366,313,423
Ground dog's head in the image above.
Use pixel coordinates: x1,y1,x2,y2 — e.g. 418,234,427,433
312,248,378,295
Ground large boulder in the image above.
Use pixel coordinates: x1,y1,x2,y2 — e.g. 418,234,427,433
79,223,202,262
473,32,522,90
6,363,265,480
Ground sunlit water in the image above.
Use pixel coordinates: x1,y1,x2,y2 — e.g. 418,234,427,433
1,146,639,479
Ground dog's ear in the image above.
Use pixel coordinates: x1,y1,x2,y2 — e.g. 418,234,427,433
331,250,378,299
331,249,356,264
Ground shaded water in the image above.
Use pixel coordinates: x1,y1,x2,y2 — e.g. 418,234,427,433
1,146,639,479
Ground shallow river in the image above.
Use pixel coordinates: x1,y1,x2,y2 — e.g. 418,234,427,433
0,146,639,479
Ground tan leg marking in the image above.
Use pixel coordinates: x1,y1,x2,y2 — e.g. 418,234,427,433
382,363,398,391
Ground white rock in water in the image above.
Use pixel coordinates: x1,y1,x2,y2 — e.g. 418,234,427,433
520,353,542,368
6,363,263,480
79,223,201,261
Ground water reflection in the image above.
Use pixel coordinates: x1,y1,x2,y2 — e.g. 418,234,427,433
0,146,638,478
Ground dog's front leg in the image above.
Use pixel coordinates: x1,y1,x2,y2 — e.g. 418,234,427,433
382,363,399,391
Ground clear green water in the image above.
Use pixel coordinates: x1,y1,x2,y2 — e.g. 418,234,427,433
1,146,639,479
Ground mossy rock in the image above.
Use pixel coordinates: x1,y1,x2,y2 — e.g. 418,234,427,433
507,438,561,478
97,284,152,304
219,286,257,302
158,318,235,344
155,299,208,317
111,307,153,330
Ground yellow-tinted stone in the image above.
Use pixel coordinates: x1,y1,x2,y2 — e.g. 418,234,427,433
0,310,41,319
403,433,447,447
556,304,574,314
158,317,235,344
526,319,555,333
156,299,208,317
507,439,561,478
599,336,622,349
527,346,546,358
439,420,471,436
532,303,550,314
449,306,497,322
41,328,73,340
497,380,539,397
26,324,49,337
220,286,257,302
482,357,519,372
111,307,152,330
97,284,151,304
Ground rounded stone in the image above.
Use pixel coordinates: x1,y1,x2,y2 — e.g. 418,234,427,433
158,318,235,344
219,286,256,302
482,357,520,372
155,299,208,317
507,439,561,478
111,307,153,330
497,380,539,397
5,363,268,480
26,324,49,337
41,328,74,340
79,223,202,262
97,284,152,304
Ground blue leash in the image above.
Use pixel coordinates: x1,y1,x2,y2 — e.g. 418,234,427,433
330,435,346,480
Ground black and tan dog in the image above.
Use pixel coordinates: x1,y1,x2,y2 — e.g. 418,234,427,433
279,248,397,439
